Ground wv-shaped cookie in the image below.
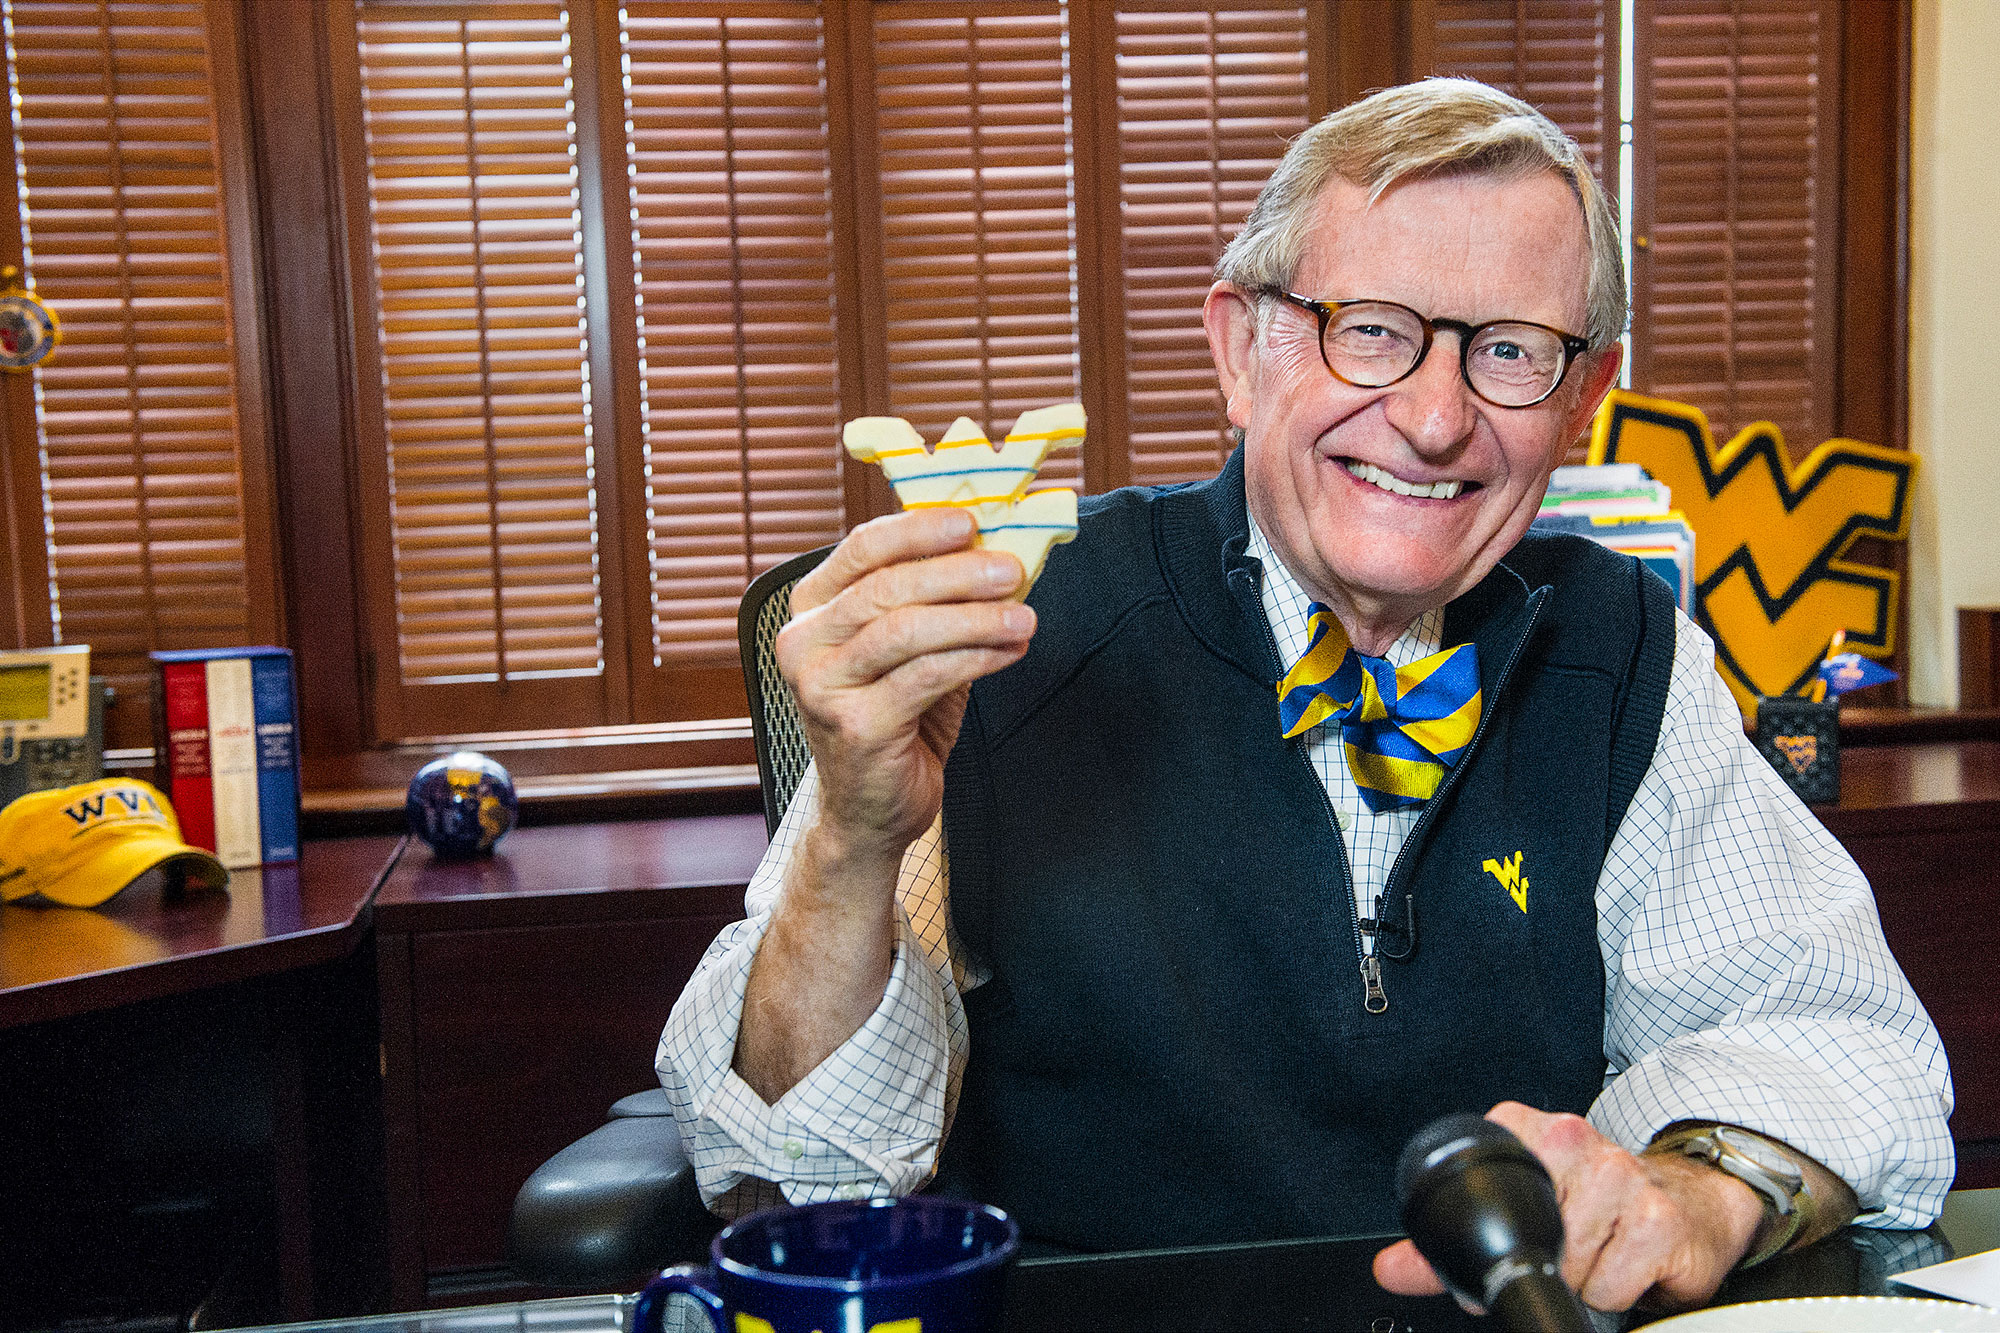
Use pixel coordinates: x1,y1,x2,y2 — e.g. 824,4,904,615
843,403,1085,595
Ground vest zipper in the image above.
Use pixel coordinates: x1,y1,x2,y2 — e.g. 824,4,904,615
1376,594,1550,956
1255,610,1384,1014
1360,954,1388,1013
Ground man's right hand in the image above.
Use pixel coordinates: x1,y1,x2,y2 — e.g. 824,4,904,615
734,508,1034,1103
777,507,1035,868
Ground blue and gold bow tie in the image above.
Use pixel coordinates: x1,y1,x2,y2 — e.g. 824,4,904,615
1276,603,1483,812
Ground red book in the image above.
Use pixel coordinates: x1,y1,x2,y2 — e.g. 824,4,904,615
158,660,216,853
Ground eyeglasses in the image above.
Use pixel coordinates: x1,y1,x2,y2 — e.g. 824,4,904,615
1252,288,1592,409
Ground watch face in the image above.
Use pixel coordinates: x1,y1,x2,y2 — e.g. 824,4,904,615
1714,1128,1805,1189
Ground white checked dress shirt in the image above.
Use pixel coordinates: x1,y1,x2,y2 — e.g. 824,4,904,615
657,519,1955,1228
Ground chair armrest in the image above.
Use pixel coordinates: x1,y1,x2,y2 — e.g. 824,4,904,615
609,1088,672,1118
508,1111,720,1290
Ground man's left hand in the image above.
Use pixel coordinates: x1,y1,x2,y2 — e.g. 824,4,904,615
1372,1101,1765,1313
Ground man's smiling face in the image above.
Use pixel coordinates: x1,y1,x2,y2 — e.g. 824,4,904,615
1207,169,1621,652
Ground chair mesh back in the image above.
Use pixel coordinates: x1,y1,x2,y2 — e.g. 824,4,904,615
739,547,832,835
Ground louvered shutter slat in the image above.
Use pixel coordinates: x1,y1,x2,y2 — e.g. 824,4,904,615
622,4,843,665
874,3,1081,488
357,5,604,684
9,0,254,720
1635,0,1827,447
1431,0,1614,180
1116,5,1310,488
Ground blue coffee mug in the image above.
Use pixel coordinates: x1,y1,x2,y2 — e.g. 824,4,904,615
634,1195,1019,1333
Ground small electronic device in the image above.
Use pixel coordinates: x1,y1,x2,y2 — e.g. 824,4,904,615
0,645,89,762
0,646,107,808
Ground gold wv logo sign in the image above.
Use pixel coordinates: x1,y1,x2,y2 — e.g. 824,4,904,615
1588,390,1918,717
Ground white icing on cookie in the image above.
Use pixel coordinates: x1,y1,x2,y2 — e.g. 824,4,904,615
843,403,1085,594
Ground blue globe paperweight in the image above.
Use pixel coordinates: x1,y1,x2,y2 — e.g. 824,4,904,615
406,750,518,857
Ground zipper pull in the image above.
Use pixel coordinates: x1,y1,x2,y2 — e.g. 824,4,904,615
1360,955,1388,1014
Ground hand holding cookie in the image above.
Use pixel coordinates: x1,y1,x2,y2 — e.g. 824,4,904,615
776,405,1086,863
739,407,1084,1102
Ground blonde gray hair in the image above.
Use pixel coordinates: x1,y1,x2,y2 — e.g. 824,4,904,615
1216,78,1626,350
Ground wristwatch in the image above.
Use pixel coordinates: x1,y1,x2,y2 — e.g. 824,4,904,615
1646,1123,1816,1268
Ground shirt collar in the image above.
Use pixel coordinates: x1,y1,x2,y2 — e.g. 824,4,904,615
1245,514,1444,671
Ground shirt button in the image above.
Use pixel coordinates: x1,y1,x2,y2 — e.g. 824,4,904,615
1334,808,1352,832
837,1182,863,1199
783,1140,804,1160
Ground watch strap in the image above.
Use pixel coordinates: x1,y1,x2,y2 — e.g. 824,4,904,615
1644,1123,1816,1269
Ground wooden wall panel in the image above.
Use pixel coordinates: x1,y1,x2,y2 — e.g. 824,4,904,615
404,913,737,1276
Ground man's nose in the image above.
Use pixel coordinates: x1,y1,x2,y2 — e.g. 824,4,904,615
1380,337,1477,456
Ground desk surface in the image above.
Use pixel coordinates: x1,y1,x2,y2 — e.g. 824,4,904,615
226,1191,2000,1333
1823,740,2000,839
0,813,775,1031
0,834,403,1030
372,815,768,932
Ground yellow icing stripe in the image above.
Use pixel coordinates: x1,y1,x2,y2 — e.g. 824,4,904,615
873,435,1051,460
901,495,1029,509
1003,427,1087,444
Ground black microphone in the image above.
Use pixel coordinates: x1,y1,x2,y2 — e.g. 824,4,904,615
1395,1113,1595,1332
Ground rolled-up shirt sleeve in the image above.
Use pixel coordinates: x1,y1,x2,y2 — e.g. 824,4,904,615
1589,613,1956,1229
656,766,969,1216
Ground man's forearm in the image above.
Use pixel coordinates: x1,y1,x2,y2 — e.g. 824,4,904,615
734,820,904,1103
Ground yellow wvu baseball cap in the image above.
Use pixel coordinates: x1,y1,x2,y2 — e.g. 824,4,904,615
0,778,228,908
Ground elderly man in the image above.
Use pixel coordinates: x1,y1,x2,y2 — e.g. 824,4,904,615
659,79,1952,1314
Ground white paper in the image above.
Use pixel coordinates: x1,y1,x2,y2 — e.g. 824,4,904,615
1888,1246,2000,1306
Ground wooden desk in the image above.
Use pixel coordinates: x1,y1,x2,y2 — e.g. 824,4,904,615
216,1191,2000,1333
1820,741,2000,1184
360,745,2000,1306
0,835,400,1030
0,834,405,1329
369,815,767,1309
1,738,1991,1322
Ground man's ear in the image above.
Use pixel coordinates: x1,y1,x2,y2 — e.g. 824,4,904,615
1560,341,1625,445
1203,281,1258,429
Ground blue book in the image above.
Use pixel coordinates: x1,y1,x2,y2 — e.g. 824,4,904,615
251,652,300,863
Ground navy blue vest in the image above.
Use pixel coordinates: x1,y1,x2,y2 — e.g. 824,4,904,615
932,449,1676,1251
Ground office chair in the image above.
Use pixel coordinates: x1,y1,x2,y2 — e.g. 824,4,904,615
507,546,832,1291
737,545,833,837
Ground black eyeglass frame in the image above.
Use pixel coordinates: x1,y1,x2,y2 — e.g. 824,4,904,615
1252,286,1593,409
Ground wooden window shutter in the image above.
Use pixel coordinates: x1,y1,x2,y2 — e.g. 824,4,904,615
865,2,1083,491
621,3,843,678
0,0,272,748
352,1,613,736
1630,0,1837,451
1101,4,1313,489
1427,0,1619,184
1427,0,1615,464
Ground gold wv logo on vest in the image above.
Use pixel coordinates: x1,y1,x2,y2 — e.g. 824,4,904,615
1482,851,1529,913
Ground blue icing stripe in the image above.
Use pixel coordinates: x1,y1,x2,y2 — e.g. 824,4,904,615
979,523,1072,532
887,465,1032,481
